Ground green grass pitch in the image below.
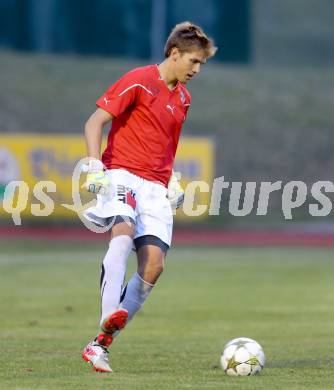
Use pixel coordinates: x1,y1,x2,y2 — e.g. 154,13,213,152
1,240,334,389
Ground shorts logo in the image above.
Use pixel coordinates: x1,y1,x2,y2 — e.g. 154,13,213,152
117,185,136,210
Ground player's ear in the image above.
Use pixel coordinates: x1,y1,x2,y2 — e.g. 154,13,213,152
170,47,181,61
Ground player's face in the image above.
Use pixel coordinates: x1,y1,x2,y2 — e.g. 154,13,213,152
174,49,207,84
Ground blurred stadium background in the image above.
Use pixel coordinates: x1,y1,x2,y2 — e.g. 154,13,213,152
1,0,334,243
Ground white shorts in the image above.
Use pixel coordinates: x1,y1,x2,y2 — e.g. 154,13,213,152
83,169,173,246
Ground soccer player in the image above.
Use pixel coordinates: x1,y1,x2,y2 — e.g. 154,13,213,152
82,21,216,372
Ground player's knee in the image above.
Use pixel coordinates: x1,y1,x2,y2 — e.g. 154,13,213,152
157,264,164,278
138,257,164,280
152,261,164,276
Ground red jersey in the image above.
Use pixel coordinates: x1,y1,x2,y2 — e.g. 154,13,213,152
96,65,191,187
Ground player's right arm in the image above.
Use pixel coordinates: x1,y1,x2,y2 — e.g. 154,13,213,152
84,108,113,195
84,68,141,195
85,107,113,159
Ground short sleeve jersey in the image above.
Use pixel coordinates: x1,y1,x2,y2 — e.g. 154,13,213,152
96,65,191,187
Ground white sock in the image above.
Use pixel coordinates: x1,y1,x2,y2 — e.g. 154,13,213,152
99,235,133,326
120,272,154,322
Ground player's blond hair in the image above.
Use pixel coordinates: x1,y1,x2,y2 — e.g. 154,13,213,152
164,21,217,58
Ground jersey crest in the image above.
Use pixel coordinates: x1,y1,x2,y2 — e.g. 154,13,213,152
180,90,186,105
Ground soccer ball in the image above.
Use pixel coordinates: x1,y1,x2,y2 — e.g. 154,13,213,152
220,337,265,376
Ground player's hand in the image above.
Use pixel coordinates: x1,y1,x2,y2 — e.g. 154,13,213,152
83,159,110,196
167,171,184,209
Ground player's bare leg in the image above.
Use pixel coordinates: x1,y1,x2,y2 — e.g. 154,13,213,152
137,244,165,284
119,242,166,322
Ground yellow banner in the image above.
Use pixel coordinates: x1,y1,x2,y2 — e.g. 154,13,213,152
0,134,214,221
174,137,214,219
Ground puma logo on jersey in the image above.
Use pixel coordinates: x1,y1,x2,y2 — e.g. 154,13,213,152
104,97,111,105
166,104,175,115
